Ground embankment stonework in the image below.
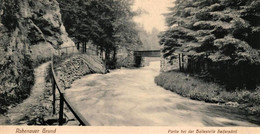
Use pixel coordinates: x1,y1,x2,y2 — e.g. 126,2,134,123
55,55,106,89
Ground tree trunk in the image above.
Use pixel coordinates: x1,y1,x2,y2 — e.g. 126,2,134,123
77,42,80,50
82,42,85,53
111,47,117,69
105,49,110,61
181,53,185,72
84,42,87,53
113,47,117,62
96,45,99,56
105,48,111,68
100,46,104,60
179,53,182,71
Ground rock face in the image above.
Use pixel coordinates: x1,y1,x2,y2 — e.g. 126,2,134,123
1,0,75,60
0,0,75,113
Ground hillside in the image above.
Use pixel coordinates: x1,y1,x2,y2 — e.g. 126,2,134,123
0,0,75,113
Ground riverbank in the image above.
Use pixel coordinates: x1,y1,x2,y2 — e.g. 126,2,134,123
49,54,106,125
155,70,260,115
0,54,106,125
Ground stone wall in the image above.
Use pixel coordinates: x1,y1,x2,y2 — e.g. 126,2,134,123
55,55,106,89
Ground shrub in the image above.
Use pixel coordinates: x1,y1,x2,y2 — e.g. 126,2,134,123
0,53,34,114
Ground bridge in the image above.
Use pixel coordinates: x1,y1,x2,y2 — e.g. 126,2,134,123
134,50,161,57
133,50,161,67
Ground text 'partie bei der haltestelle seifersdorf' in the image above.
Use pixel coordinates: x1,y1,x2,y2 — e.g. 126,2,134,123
168,129,238,134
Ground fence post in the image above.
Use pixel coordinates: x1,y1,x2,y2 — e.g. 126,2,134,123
51,54,56,115
187,56,190,72
52,76,56,115
59,93,64,125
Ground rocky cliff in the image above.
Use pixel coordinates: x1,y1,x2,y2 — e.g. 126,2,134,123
0,0,75,113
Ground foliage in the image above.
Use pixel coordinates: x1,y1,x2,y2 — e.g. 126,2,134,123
0,0,19,31
160,0,260,62
57,0,142,68
137,26,160,50
0,53,34,114
159,0,260,89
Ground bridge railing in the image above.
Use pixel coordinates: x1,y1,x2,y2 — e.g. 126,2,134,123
51,54,90,126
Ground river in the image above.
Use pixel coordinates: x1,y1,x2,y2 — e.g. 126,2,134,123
66,61,260,126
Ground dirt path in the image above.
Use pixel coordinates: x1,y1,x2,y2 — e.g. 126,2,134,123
2,62,51,125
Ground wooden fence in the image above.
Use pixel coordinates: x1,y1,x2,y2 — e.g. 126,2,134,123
58,45,97,56
51,54,90,126
178,53,211,73
177,52,260,89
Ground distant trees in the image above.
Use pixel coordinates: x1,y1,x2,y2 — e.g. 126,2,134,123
138,26,161,50
161,0,260,62
160,0,260,89
57,0,142,68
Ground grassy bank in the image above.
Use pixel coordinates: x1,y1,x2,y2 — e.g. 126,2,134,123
155,70,260,115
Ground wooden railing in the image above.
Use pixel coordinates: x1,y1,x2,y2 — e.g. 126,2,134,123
51,55,90,126
58,46,97,56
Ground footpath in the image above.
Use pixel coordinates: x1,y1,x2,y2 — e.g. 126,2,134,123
0,62,53,125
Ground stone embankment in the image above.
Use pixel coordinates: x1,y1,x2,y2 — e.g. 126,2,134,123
51,54,106,125
55,55,106,89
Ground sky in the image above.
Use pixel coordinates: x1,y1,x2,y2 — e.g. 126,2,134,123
133,0,175,32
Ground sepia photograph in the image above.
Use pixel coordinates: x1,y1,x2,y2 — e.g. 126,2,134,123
0,0,260,133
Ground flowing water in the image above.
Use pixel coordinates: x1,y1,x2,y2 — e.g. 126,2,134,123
66,61,260,126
